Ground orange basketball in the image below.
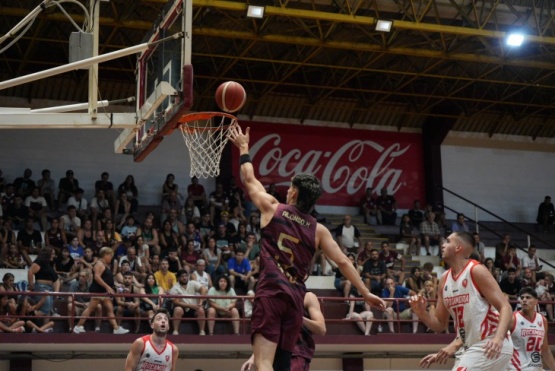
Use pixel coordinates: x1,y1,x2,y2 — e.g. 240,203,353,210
215,81,247,113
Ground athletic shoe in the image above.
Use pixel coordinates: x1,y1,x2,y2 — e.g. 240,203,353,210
199,330,206,336
73,325,86,334
44,328,53,333
95,327,101,333
13,326,25,333
172,330,179,335
113,327,129,335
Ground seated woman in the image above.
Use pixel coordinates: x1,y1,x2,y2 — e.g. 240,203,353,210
114,192,133,230
0,294,25,333
418,279,438,332
3,243,25,269
18,295,54,333
117,175,139,214
345,289,375,336
399,214,420,255
207,275,240,335
140,273,165,320
54,246,77,284
181,240,201,274
0,273,20,313
405,266,425,293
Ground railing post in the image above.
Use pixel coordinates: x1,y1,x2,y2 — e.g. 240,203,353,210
474,206,479,234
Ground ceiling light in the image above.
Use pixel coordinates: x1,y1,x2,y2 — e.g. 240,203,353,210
506,33,524,47
375,20,393,33
247,5,265,19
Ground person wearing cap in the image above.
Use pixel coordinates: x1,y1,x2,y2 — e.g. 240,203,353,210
57,170,79,210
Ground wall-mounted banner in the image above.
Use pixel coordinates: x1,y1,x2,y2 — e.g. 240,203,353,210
232,122,425,209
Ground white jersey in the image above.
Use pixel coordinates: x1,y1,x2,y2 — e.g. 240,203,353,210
136,335,174,371
443,259,501,349
509,311,545,371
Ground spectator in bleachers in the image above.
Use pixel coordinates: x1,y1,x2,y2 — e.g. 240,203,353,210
399,214,420,256
0,294,25,333
37,169,56,211
538,274,554,321
1,219,16,263
499,267,521,308
229,204,247,233
405,267,425,293
90,189,110,232
59,205,81,241
472,232,485,263
73,247,129,335
187,176,207,214
209,182,228,224
379,241,405,284
484,257,500,282
521,267,536,289
54,246,76,283
159,220,180,257
244,232,260,262
103,219,122,250
137,216,160,257
334,215,363,254
232,223,248,251
521,244,543,281
67,236,85,260
408,200,425,229
191,259,212,290
181,240,201,274
44,218,66,254
13,169,35,199
356,241,374,268
117,175,139,214
382,278,418,333
115,271,141,333
96,207,113,232
161,191,183,226
494,234,511,270
196,212,215,243
345,290,375,336
82,246,97,271
228,247,255,293
214,222,233,250
361,187,381,225
169,269,207,335
25,187,48,232
115,260,144,290
419,280,437,320
184,222,203,252
203,237,223,279
377,188,397,226
166,208,186,236
1,184,16,215
77,219,94,249
134,236,150,272
361,248,387,295
537,195,555,232
7,195,29,230
68,269,101,333
162,173,181,203
419,212,442,256
94,172,115,210
67,188,89,223
140,273,165,321
115,192,133,230
19,295,55,333
219,211,237,235
27,247,59,321
502,245,521,276
246,213,260,241
334,253,356,300
57,170,79,210
4,243,25,269
120,246,146,284
17,217,43,267
421,262,439,288
266,183,283,203
451,213,469,233
120,216,138,241
166,248,182,274
184,197,201,225
207,275,240,335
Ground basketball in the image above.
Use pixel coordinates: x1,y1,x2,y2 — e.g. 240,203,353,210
215,81,247,113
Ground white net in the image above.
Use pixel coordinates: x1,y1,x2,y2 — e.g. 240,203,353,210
178,112,238,178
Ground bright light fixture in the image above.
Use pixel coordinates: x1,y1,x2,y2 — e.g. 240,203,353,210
506,33,524,47
376,20,393,32
247,5,265,19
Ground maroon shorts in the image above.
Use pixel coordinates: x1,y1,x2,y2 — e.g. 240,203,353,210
250,294,303,353
291,356,310,371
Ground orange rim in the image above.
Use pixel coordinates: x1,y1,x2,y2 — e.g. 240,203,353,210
178,111,238,133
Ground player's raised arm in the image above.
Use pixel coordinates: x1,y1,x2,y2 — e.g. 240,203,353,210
124,337,144,371
316,224,385,311
228,125,278,221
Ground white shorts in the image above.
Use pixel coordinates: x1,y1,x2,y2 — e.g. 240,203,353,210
454,337,513,371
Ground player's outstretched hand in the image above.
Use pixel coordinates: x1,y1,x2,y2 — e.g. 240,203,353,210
228,124,250,150
241,355,255,371
409,294,428,316
363,292,386,311
484,337,503,359
419,353,439,368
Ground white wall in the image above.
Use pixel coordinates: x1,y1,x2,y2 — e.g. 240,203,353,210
0,129,214,205
441,143,555,223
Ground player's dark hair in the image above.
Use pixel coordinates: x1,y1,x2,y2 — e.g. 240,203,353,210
150,308,170,324
291,173,322,213
519,287,538,299
453,231,474,248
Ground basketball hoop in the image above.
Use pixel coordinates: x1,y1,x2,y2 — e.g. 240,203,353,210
178,112,239,178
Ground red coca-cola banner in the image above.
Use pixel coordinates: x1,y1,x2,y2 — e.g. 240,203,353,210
231,122,425,209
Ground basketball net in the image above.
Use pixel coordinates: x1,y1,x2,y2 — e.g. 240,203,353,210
178,112,238,178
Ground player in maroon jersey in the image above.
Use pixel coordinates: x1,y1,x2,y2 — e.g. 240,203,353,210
229,125,385,371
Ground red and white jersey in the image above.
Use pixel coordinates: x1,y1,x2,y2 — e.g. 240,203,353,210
136,335,174,371
509,311,545,371
443,259,500,349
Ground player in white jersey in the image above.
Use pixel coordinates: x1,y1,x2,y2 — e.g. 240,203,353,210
125,308,178,371
509,287,555,371
410,231,513,370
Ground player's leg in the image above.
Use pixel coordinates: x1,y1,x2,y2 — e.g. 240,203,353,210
253,333,279,371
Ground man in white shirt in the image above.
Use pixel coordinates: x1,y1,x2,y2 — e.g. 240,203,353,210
24,187,48,231
169,270,207,335
67,188,89,222
334,215,363,253
60,205,81,240
521,244,543,281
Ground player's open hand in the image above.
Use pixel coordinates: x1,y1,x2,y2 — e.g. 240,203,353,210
484,337,503,359
409,294,427,316
241,355,255,371
419,353,439,368
363,292,386,311
228,124,250,150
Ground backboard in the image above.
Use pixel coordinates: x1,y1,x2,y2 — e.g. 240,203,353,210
122,0,193,162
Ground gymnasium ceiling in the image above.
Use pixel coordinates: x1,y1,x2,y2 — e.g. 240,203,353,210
3,0,555,140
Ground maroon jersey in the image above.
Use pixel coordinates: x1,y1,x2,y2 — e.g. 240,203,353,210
379,250,399,270
293,308,315,362
258,204,317,301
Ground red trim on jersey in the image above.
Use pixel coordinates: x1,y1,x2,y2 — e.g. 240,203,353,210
144,335,168,355
511,348,522,371
518,310,538,325
510,312,518,333
450,259,475,282
467,260,485,298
